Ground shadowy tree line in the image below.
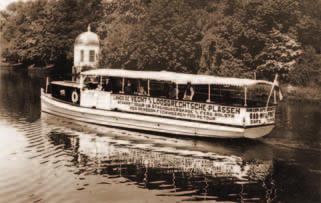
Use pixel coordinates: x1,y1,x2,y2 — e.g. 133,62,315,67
1,0,103,69
1,0,320,86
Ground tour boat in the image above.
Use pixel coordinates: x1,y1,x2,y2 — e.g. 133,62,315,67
41,69,282,139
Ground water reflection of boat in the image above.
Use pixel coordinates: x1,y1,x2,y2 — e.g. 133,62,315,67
75,134,272,180
42,112,277,201
45,118,276,202
46,115,271,170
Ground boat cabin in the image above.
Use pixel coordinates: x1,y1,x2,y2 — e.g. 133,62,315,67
46,69,280,128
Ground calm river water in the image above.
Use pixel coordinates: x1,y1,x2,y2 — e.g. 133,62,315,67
0,68,320,203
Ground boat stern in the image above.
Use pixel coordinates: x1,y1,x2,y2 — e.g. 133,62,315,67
243,125,275,139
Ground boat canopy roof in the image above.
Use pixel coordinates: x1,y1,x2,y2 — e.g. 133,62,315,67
81,69,276,87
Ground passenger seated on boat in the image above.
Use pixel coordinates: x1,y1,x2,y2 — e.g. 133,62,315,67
124,80,134,95
183,82,194,100
102,78,112,92
96,84,103,90
137,82,147,96
168,83,178,99
84,76,98,90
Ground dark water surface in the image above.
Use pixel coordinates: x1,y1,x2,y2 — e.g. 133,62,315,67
0,68,320,203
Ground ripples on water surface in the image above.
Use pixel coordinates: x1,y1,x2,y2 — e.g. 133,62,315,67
0,69,320,203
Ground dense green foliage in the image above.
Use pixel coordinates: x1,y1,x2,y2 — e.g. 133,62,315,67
1,0,103,67
1,0,320,85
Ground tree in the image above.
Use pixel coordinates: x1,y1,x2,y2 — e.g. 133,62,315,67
1,0,320,87
198,0,304,79
1,0,103,68
99,0,203,73
288,47,321,86
296,0,321,53
256,29,302,80
97,0,147,69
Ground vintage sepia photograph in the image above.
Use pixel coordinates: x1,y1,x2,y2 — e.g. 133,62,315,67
0,0,320,202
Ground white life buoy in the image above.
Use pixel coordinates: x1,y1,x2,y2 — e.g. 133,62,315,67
71,90,79,103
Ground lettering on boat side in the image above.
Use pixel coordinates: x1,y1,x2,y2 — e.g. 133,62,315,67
248,107,275,125
112,94,243,124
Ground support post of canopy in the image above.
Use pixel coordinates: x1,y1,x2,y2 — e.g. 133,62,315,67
273,90,277,104
121,78,125,93
244,86,247,107
80,75,84,89
147,80,150,96
207,84,211,103
176,83,179,99
45,77,49,93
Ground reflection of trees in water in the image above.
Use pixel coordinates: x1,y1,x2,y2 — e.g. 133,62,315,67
48,131,277,202
276,102,321,149
0,70,41,122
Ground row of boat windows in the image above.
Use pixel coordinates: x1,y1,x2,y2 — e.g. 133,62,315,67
83,77,272,106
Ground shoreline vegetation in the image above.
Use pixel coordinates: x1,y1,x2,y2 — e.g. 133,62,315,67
282,84,321,104
0,0,320,102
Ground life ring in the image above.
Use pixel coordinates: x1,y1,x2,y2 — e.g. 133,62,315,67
71,90,79,103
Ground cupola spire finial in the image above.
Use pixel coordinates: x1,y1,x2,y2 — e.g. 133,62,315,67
87,24,91,32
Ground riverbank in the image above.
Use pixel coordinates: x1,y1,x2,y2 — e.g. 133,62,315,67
282,84,321,104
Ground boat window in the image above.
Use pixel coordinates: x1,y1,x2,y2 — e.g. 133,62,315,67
192,85,208,102
98,76,113,92
149,82,206,101
109,77,122,93
84,76,98,89
123,79,134,95
206,85,244,106
247,85,273,106
150,80,168,98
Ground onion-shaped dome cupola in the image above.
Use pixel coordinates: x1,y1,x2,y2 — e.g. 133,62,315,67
75,25,100,46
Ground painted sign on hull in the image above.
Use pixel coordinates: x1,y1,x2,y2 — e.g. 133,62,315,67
111,94,275,127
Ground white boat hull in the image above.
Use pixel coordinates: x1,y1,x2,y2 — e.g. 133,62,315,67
41,92,274,139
